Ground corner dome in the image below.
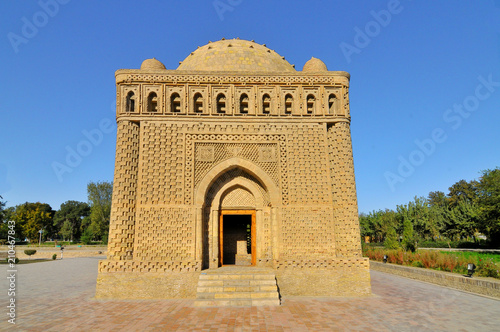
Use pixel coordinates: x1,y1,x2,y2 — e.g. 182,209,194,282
302,57,328,72
177,38,296,72
141,58,166,70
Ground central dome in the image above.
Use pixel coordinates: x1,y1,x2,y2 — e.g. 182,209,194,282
177,38,296,72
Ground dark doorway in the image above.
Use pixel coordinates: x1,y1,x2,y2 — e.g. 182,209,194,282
222,214,251,265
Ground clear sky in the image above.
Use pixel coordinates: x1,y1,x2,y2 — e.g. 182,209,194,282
1,0,499,214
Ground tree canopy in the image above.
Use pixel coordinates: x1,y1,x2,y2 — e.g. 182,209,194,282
53,200,90,241
11,202,55,242
361,166,500,248
86,181,113,243
0,180,112,244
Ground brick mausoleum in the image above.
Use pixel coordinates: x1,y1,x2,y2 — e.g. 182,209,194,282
96,39,371,304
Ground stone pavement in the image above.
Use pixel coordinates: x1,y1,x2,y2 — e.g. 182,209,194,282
1,257,500,331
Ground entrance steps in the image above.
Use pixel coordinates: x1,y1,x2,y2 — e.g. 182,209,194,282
194,266,281,307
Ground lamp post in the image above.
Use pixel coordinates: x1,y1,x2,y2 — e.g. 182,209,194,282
38,229,43,246
467,263,476,277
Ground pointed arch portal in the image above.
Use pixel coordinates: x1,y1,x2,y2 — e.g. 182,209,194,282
194,158,280,269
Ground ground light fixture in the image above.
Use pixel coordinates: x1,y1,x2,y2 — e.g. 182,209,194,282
383,255,388,263
467,263,476,277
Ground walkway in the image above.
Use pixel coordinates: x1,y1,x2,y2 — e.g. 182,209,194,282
1,257,499,331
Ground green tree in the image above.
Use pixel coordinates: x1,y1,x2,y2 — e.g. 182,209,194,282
428,191,448,240
448,179,478,207
443,199,479,241
402,215,415,252
384,225,400,249
80,227,94,245
24,249,37,259
53,201,90,241
397,197,437,242
476,168,500,245
359,209,399,244
86,181,113,243
12,203,54,242
359,212,372,240
428,191,448,209
0,205,15,242
0,196,6,222
0,197,7,241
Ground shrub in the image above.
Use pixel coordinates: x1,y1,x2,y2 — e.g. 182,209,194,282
52,254,57,260
80,228,93,245
476,258,500,278
363,247,500,279
384,227,399,249
24,250,37,259
5,257,19,264
412,260,424,268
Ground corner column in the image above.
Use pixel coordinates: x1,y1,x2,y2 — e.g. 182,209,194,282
327,121,362,257
107,120,140,260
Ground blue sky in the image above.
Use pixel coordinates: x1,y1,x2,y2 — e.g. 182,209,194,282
1,0,499,214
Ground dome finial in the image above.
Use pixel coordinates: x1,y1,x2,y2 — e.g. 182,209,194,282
140,58,166,70
302,57,328,72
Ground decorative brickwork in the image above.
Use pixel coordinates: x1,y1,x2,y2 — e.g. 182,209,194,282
327,122,362,257
134,207,195,261
221,187,255,208
192,139,281,187
204,168,270,207
139,122,185,205
98,260,200,273
280,207,335,257
107,121,139,260
97,39,370,299
285,125,331,205
275,257,368,270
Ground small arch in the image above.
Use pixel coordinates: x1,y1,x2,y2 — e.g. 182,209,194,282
170,93,181,112
284,94,293,113
306,94,315,114
328,94,337,115
126,91,135,112
262,94,271,113
240,93,249,113
147,92,158,112
212,180,265,210
216,93,226,113
193,93,203,113
195,157,281,207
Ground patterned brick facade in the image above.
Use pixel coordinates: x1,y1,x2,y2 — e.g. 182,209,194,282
96,39,371,298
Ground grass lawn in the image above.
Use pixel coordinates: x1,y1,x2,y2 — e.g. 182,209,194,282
364,247,500,279
440,251,500,264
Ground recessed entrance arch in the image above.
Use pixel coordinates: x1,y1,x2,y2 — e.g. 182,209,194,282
219,210,256,266
195,160,281,270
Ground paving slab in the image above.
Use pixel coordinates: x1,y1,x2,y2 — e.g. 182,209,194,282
1,257,500,331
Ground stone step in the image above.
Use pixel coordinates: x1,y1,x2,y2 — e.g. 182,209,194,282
198,278,276,286
197,291,279,300
194,267,281,307
198,274,275,281
194,298,281,307
197,284,277,293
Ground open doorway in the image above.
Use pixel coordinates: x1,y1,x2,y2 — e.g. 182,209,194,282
219,210,256,266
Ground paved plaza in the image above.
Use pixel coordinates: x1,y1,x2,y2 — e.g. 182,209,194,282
1,257,499,331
